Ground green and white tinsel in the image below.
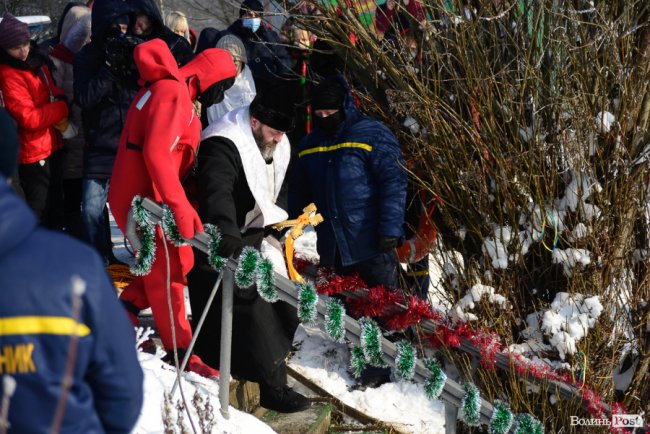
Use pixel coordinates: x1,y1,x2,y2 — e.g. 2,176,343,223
235,247,259,288
256,258,278,302
161,205,188,247
459,382,481,427
130,195,156,276
297,282,318,324
490,400,514,434
514,413,544,434
423,358,446,400
394,340,416,381
350,346,366,378
359,317,386,367
325,298,346,343
204,224,226,271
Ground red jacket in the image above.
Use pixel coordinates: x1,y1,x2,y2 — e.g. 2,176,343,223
108,39,236,238
0,61,67,164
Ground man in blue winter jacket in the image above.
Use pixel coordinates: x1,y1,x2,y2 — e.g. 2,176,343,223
289,77,408,289
0,108,143,433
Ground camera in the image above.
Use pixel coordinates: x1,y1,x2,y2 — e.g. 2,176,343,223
104,34,144,84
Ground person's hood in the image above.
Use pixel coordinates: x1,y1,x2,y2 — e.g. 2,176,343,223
56,2,84,41
91,0,164,43
62,7,91,53
59,5,90,47
0,177,37,259
195,27,219,54
133,38,182,84
179,47,236,100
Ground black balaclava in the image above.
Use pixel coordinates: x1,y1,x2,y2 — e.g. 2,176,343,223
198,77,236,107
311,79,345,136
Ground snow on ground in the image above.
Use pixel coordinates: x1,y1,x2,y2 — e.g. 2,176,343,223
133,352,275,434
288,325,446,434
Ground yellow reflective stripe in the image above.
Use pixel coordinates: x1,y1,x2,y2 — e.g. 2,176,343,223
0,317,91,337
298,142,373,158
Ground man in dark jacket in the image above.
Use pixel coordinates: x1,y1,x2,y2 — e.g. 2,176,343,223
218,0,292,93
74,0,193,264
188,88,310,413
0,112,143,434
289,77,408,289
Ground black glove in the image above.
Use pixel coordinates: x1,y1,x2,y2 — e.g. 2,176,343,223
218,234,243,258
378,236,400,253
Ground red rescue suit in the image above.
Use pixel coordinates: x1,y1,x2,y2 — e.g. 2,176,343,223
108,39,236,350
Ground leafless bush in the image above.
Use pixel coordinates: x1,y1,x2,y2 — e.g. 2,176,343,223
291,0,650,428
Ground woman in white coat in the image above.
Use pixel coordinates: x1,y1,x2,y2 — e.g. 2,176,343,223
205,34,256,125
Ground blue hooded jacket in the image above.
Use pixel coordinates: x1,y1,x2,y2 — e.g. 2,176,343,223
0,177,143,433
289,81,407,267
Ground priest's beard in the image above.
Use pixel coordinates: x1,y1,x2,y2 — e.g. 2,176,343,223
252,126,278,163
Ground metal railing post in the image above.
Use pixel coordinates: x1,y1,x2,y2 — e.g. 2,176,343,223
218,267,235,419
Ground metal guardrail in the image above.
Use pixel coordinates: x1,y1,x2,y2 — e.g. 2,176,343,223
127,198,588,430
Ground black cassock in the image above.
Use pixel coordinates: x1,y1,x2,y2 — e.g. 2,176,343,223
188,135,297,389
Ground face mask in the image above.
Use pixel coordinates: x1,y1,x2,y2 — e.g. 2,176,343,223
313,111,344,136
198,77,236,106
242,17,261,33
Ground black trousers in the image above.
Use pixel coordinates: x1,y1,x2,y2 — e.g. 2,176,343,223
17,151,64,230
188,260,299,389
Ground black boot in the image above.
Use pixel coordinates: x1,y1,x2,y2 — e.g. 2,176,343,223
259,384,310,413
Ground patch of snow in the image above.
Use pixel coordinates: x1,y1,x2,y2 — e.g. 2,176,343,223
551,248,591,277
288,325,446,434
451,283,507,323
595,111,615,133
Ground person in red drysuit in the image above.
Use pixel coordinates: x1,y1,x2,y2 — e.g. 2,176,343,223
108,38,236,378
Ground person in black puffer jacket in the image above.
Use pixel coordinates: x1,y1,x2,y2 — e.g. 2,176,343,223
74,0,194,264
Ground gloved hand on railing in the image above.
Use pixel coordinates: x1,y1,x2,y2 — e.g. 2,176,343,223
378,235,401,253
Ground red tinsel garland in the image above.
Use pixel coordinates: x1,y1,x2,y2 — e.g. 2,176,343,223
296,257,626,423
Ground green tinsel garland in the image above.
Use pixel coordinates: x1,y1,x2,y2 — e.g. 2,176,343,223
394,340,416,381
256,258,278,302
204,224,226,271
235,247,259,288
514,413,544,434
423,358,446,400
130,196,156,276
459,382,481,427
350,346,366,378
325,298,346,343
297,282,318,324
161,205,188,247
490,400,514,434
359,317,386,367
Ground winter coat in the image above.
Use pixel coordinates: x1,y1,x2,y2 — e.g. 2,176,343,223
289,80,407,267
221,21,292,92
0,177,143,434
0,47,67,165
107,39,236,236
75,0,194,179
205,64,256,124
50,8,91,179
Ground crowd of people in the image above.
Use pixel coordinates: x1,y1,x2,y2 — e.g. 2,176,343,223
0,0,431,430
